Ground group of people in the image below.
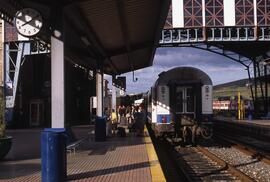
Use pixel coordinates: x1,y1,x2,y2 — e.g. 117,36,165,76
110,105,146,136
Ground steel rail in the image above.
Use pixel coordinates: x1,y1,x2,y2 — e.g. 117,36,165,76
197,146,255,182
166,138,242,181
214,133,270,165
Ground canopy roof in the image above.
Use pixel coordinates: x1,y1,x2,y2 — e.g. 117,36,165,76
0,0,170,75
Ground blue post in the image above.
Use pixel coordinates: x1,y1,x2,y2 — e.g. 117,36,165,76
95,117,107,142
248,113,253,120
248,107,252,121
41,128,67,182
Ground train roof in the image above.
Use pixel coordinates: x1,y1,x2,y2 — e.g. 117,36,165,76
155,67,212,86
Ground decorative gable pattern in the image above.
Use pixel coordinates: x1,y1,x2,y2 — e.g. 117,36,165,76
184,0,203,27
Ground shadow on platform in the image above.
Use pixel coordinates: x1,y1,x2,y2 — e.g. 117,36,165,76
67,161,150,180
0,162,40,179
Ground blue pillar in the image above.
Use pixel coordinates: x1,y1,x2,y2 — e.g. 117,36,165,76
41,128,67,182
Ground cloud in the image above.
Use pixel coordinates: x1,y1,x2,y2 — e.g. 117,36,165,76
106,47,248,94
154,47,241,68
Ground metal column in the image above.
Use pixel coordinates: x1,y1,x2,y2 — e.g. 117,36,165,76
51,35,65,128
111,83,116,112
4,43,24,122
41,5,67,182
95,70,106,142
50,5,65,128
253,61,258,117
264,65,269,113
96,70,103,117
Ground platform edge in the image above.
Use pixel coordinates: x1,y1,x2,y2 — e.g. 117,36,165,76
144,127,166,182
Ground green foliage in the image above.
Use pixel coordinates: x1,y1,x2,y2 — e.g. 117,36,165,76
0,98,5,138
214,78,270,100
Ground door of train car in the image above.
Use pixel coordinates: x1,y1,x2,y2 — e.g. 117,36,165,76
170,85,197,127
175,87,195,118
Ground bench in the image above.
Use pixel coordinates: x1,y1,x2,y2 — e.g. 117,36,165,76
66,138,86,154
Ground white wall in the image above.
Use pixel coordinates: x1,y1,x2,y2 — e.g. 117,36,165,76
172,0,184,28
224,0,236,26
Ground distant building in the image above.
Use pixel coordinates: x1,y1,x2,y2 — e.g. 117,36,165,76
213,100,230,110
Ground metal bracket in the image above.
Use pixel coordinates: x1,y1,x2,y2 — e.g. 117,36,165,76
4,41,50,122
132,70,138,82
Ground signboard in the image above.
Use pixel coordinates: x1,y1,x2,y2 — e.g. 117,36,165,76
202,85,213,114
119,90,125,96
113,76,126,91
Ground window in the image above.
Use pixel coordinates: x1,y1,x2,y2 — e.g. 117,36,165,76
257,0,270,26
205,0,224,26
184,0,203,27
235,0,254,26
164,5,173,29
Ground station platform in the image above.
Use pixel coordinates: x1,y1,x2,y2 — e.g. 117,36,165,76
0,126,165,182
214,116,270,127
213,116,270,141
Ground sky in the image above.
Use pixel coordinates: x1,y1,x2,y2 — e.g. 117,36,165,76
105,47,249,94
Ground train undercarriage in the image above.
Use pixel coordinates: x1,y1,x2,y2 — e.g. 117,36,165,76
151,117,213,146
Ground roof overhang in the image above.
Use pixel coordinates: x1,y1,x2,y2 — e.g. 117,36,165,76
0,0,171,75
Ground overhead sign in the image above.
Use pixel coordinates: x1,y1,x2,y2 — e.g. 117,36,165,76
113,76,126,91
119,90,125,96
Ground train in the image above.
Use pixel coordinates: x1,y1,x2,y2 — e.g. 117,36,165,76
145,67,213,144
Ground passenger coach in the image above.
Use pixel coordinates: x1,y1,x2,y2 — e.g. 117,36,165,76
147,67,213,143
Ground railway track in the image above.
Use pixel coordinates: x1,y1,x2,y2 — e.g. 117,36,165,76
147,124,270,181
214,133,270,165
196,146,254,181
173,145,254,181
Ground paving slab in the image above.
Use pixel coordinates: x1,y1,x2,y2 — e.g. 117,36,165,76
0,126,165,182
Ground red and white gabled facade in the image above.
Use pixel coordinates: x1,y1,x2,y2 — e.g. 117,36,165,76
166,0,270,28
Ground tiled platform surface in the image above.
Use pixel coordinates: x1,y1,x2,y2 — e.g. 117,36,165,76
0,126,164,182
214,116,270,127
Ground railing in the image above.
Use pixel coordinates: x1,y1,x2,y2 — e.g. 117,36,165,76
159,26,270,45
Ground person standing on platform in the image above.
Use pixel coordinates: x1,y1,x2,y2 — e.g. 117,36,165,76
131,105,135,124
111,109,118,135
134,106,145,136
119,105,127,126
126,105,131,124
104,108,112,137
117,105,121,123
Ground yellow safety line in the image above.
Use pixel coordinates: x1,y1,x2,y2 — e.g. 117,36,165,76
144,127,166,182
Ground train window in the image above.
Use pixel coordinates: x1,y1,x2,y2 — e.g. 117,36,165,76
175,87,195,114
176,87,184,113
186,88,195,113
